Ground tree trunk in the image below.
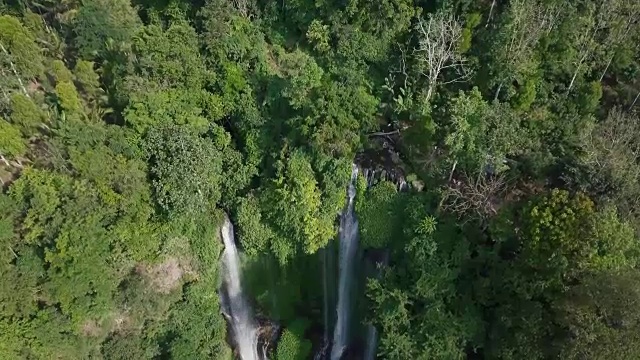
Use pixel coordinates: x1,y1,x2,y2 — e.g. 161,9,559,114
630,90,640,111
426,83,435,103
368,130,400,137
448,160,458,182
0,155,10,167
494,83,503,101
568,53,588,92
600,56,613,82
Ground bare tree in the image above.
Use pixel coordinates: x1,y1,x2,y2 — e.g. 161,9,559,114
439,172,507,222
579,108,640,214
414,11,469,102
582,108,640,180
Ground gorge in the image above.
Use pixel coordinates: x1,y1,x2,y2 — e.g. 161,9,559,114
220,161,407,359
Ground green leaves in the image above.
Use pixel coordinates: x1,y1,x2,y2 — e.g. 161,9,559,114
124,88,212,134
0,119,25,159
55,82,83,117
131,22,209,90
236,195,274,257
357,181,401,249
276,318,312,360
521,190,636,279
9,93,45,136
367,196,474,360
445,88,531,173
556,270,640,360
0,15,44,85
144,124,223,218
73,0,141,59
261,150,335,264
481,190,640,358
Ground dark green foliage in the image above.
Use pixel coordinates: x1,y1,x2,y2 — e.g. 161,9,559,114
131,22,209,90
477,190,639,359
368,195,478,359
555,270,640,360
73,0,141,59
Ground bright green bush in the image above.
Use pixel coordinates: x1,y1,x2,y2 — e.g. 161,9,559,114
276,318,312,360
357,181,400,248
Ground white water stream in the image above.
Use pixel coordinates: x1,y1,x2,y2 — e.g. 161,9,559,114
220,215,260,360
330,165,359,360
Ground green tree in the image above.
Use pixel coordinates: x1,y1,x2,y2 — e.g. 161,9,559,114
368,196,477,360
236,195,274,257
73,60,101,97
55,81,83,117
124,88,214,134
131,22,209,90
0,118,25,160
555,270,640,360
482,190,639,359
357,181,400,249
261,150,335,263
9,93,45,135
276,318,312,360
444,88,531,174
73,0,141,59
0,15,44,96
144,124,223,217
49,59,74,84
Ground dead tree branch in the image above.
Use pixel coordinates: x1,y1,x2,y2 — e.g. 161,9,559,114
415,11,469,102
439,172,507,222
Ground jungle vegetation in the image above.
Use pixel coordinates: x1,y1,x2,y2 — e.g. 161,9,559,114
1,0,640,359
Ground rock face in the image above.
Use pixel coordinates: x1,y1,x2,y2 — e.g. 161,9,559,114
256,320,280,359
356,135,414,191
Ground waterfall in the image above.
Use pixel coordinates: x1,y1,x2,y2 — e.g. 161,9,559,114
220,215,260,360
330,165,360,360
364,325,378,360
315,243,334,360
363,252,389,360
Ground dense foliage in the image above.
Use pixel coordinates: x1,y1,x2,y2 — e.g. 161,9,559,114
1,0,640,359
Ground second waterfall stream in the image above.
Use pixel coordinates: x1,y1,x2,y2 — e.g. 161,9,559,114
220,215,260,360
330,165,360,360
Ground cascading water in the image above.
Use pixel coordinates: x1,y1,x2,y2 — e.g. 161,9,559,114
363,252,389,360
364,325,378,360
315,248,331,360
330,165,360,360
220,215,260,360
